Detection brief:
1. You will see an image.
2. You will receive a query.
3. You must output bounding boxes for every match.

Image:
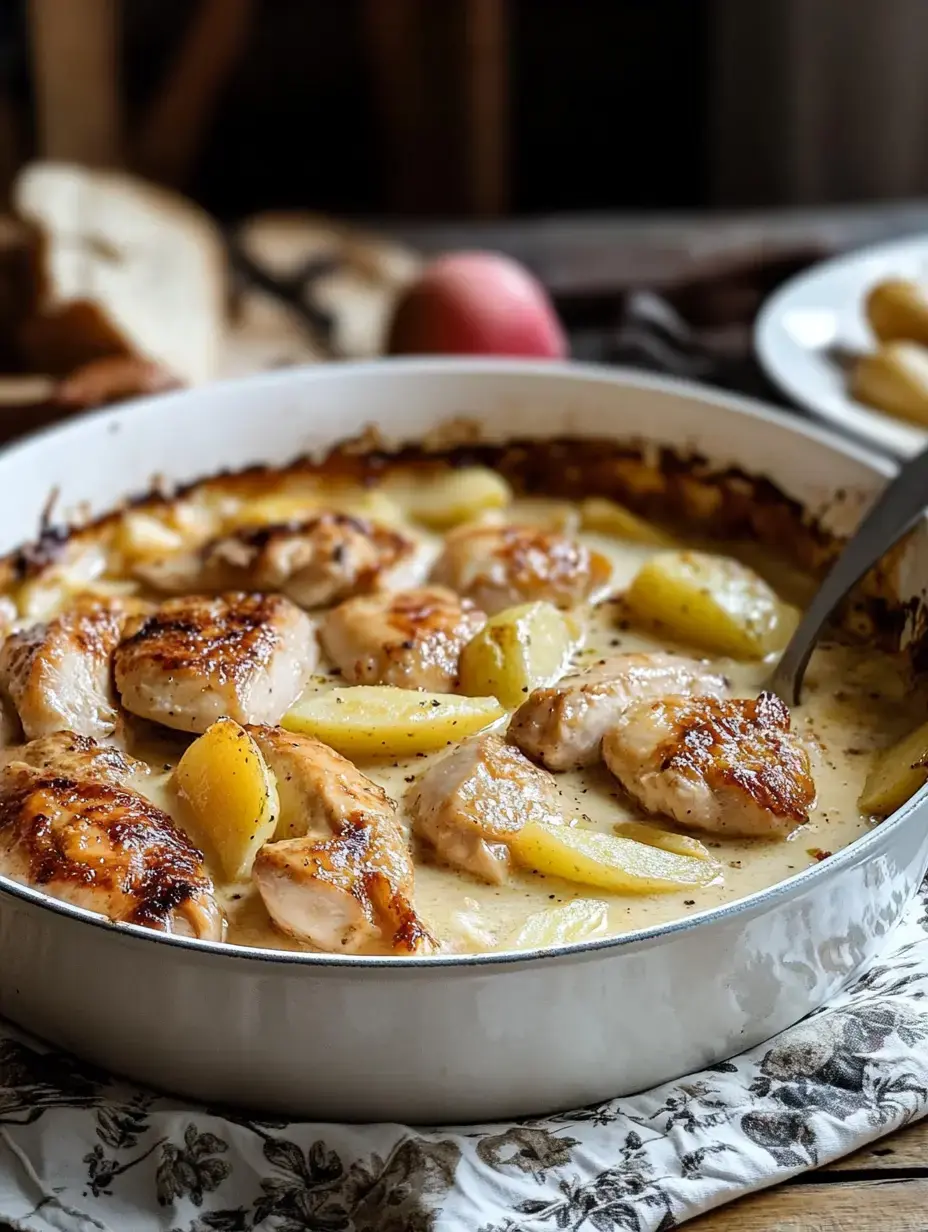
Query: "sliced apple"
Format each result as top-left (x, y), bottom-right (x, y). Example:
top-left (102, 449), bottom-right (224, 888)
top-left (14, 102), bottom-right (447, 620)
top-left (580, 497), bottom-right (675, 545)
top-left (174, 717), bottom-right (279, 880)
top-left (510, 820), bottom-right (721, 894)
top-left (282, 686), bottom-right (504, 757)
top-left (507, 899), bottom-right (609, 950)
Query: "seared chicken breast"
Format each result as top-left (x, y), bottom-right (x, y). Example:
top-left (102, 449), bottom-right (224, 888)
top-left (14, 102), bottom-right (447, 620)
top-left (253, 825), bottom-right (432, 955)
top-left (136, 512), bottom-right (421, 608)
top-left (0, 598), bottom-right (145, 741)
top-left (114, 592), bottom-right (316, 733)
top-left (509, 652), bottom-right (729, 771)
top-left (602, 691), bottom-right (816, 838)
top-left (249, 726), bottom-right (433, 954)
top-left (246, 724), bottom-right (392, 839)
top-left (408, 733), bottom-right (562, 884)
top-left (11, 730), bottom-right (150, 787)
top-left (0, 760), bottom-right (222, 937)
top-left (319, 585), bottom-right (486, 691)
top-left (430, 523), bottom-right (612, 614)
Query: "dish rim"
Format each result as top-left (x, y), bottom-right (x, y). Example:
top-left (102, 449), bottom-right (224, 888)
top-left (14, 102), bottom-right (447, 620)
top-left (754, 232), bottom-right (928, 459)
top-left (0, 356), bottom-right (909, 972)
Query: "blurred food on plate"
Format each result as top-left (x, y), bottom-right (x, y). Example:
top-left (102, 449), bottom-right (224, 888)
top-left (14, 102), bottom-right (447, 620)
top-left (848, 276), bottom-right (928, 426)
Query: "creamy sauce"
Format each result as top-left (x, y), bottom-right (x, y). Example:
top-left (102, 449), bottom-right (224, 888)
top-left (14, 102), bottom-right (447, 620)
top-left (123, 516), bottom-right (910, 957)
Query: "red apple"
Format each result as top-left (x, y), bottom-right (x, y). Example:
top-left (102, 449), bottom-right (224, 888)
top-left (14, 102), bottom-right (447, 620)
top-left (386, 251), bottom-right (568, 359)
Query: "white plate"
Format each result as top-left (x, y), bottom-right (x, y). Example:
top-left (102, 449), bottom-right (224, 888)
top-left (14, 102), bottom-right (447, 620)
top-left (755, 235), bottom-right (928, 458)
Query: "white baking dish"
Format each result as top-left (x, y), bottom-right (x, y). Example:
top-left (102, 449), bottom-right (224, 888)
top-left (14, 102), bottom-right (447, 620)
top-left (0, 359), bottom-right (923, 1124)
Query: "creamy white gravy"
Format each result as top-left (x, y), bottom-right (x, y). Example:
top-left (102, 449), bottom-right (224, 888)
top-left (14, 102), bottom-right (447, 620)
top-left (128, 517), bottom-right (910, 957)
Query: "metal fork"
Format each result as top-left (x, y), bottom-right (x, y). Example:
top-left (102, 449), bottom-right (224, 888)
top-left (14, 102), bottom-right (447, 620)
top-left (766, 445), bottom-right (928, 705)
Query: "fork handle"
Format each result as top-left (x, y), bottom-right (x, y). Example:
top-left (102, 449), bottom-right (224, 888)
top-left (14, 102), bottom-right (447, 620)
top-left (769, 444), bottom-right (928, 704)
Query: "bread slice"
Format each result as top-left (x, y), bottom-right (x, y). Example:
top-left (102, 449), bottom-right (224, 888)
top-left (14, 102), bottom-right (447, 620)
top-left (14, 161), bottom-right (226, 384)
top-left (233, 212), bottom-right (420, 359)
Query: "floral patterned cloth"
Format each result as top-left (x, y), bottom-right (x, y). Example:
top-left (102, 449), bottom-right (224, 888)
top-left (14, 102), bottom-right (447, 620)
top-left (2, 888), bottom-right (928, 1231)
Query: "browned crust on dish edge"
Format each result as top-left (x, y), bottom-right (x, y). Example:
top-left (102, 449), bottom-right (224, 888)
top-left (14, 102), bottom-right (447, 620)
top-left (0, 424), bottom-right (922, 659)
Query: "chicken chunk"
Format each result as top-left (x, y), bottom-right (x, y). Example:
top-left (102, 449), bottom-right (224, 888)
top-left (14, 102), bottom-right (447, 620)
top-left (0, 761), bottom-right (222, 938)
top-left (11, 730), bottom-right (150, 787)
top-left (430, 523), bottom-right (612, 614)
top-left (246, 724), bottom-right (393, 840)
top-left (319, 585), bottom-right (486, 691)
top-left (408, 732), bottom-right (562, 884)
top-left (253, 825), bottom-right (432, 955)
top-left (509, 652), bottom-right (728, 771)
top-left (135, 512), bottom-right (422, 608)
top-left (114, 592), bottom-right (316, 734)
top-left (248, 726), bottom-right (433, 954)
top-left (0, 598), bottom-right (145, 741)
top-left (602, 691), bottom-right (815, 838)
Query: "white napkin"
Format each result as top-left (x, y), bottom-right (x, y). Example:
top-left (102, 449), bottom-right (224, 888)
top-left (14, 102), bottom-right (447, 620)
top-left (2, 884), bottom-right (928, 1232)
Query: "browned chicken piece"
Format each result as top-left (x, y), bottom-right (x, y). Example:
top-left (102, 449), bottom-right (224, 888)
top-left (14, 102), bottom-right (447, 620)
top-left (0, 598), bottom-right (145, 741)
top-left (602, 691), bottom-right (816, 838)
top-left (319, 585), bottom-right (486, 691)
top-left (135, 512), bottom-right (422, 608)
top-left (248, 725), bottom-right (433, 954)
top-left (246, 724), bottom-right (393, 839)
top-left (509, 652), bottom-right (729, 771)
top-left (253, 826), bottom-right (432, 956)
top-left (0, 760), bottom-right (223, 938)
top-left (11, 730), bottom-right (150, 787)
top-left (408, 733), bottom-right (563, 884)
top-left (114, 592), bottom-right (317, 734)
top-left (429, 523), bottom-right (612, 614)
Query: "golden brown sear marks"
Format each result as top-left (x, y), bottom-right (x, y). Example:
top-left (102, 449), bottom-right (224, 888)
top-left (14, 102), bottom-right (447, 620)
top-left (249, 726), bottom-right (433, 954)
top-left (114, 592), bottom-right (317, 733)
top-left (136, 512), bottom-right (420, 609)
top-left (0, 761), bottom-right (222, 938)
top-left (509, 652), bottom-right (729, 771)
top-left (602, 692), bottom-right (816, 838)
top-left (319, 585), bottom-right (486, 691)
top-left (408, 733), bottom-right (562, 884)
top-left (430, 523), bottom-right (612, 614)
top-left (0, 597), bottom-right (146, 741)
top-left (253, 822), bottom-right (433, 956)
top-left (12, 730), bottom-right (150, 787)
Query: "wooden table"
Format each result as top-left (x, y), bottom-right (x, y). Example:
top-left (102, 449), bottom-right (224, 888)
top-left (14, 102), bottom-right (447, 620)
top-left (691, 1122), bottom-right (928, 1229)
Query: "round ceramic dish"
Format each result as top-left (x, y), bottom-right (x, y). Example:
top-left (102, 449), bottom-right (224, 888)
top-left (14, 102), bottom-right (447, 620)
top-left (0, 360), bottom-right (924, 1124)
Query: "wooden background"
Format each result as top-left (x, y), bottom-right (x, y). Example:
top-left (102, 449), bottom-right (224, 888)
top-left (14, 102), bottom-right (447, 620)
top-left (5, 0), bottom-right (710, 219)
